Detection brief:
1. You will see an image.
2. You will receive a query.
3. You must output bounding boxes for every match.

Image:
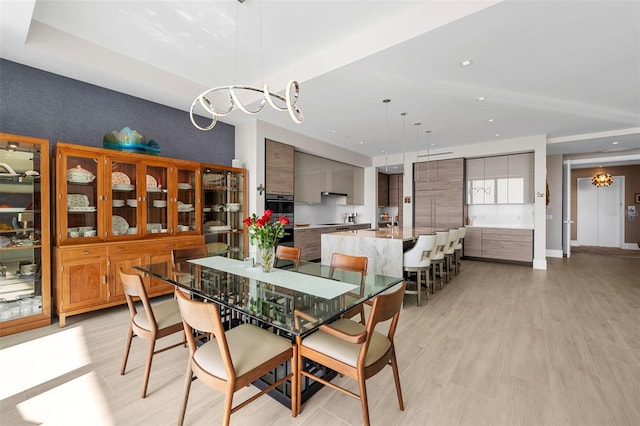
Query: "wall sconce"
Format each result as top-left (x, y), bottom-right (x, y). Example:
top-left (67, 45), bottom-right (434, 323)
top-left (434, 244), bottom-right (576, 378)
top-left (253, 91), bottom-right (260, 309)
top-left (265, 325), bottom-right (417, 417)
top-left (257, 184), bottom-right (265, 195)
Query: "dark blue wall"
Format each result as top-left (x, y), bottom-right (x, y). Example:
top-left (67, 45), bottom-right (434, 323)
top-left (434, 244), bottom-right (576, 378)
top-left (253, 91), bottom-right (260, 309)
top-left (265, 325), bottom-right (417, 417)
top-left (0, 59), bottom-right (234, 164)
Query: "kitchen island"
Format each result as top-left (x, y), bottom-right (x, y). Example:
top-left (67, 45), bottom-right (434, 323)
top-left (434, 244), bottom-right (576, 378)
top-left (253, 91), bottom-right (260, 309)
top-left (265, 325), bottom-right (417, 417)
top-left (321, 227), bottom-right (435, 277)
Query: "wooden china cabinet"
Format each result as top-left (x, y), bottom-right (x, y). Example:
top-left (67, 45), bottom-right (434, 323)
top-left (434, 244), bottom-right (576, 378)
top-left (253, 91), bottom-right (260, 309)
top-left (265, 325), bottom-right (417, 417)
top-left (53, 143), bottom-right (203, 326)
top-left (0, 133), bottom-right (51, 336)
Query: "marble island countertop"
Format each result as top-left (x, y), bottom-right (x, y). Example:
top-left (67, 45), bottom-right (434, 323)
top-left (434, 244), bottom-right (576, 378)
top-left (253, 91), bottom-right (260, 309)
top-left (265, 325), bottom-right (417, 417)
top-left (326, 226), bottom-right (441, 241)
top-left (466, 224), bottom-right (534, 229)
top-left (293, 222), bottom-right (371, 230)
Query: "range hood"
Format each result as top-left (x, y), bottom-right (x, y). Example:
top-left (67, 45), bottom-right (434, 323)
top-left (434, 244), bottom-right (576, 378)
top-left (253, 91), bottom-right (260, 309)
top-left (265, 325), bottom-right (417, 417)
top-left (321, 191), bottom-right (348, 197)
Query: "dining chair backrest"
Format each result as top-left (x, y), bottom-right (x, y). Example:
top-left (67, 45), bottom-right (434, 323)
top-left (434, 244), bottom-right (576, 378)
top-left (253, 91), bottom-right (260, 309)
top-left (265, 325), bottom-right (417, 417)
top-left (455, 227), bottom-right (466, 249)
top-left (403, 234), bottom-right (437, 268)
top-left (430, 231), bottom-right (449, 260)
top-left (121, 270), bottom-right (157, 327)
top-left (275, 245), bottom-right (301, 271)
top-left (329, 253), bottom-right (368, 284)
top-left (444, 229), bottom-right (459, 254)
top-left (172, 245), bottom-right (208, 264)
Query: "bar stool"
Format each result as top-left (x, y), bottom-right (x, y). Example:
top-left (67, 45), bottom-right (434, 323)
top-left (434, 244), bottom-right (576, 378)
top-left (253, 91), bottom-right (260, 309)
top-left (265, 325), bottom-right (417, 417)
top-left (443, 229), bottom-right (459, 282)
top-left (429, 231), bottom-right (448, 290)
top-left (454, 227), bottom-right (466, 274)
top-left (403, 234), bottom-right (436, 306)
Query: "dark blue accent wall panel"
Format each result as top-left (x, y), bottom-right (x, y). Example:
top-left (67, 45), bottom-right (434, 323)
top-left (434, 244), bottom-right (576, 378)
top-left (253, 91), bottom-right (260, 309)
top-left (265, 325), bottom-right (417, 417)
top-left (0, 59), bottom-right (234, 164)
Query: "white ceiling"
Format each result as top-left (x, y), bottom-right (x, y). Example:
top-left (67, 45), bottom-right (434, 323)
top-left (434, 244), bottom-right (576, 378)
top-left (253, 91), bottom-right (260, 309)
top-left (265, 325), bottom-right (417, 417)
top-left (1, 0), bottom-right (639, 165)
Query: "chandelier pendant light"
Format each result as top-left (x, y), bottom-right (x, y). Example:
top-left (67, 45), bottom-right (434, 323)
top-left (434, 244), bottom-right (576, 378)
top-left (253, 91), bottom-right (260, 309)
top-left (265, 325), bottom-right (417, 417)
top-left (190, 0), bottom-right (303, 131)
top-left (400, 112), bottom-right (407, 166)
top-left (425, 130), bottom-right (432, 182)
top-left (592, 172), bottom-right (613, 187)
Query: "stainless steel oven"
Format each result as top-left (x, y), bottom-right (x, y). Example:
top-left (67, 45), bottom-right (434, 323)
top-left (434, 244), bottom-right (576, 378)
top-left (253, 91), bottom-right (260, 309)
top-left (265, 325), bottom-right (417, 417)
top-left (265, 194), bottom-right (294, 247)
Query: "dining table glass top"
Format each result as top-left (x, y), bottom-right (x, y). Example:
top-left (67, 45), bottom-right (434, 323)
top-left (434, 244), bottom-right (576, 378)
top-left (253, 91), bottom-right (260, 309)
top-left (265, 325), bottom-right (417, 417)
top-left (134, 256), bottom-right (403, 336)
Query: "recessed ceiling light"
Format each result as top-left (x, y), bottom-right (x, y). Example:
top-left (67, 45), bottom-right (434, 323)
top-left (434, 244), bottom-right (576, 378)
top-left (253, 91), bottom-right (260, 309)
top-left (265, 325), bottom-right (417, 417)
top-left (612, 141), bottom-right (619, 145)
top-left (488, 118), bottom-right (495, 122)
top-left (430, 143), bottom-right (436, 146)
top-left (329, 130), bottom-right (336, 134)
top-left (359, 141), bottom-right (364, 145)
top-left (460, 59), bottom-right (473, 67)
top-left (495, 133), bottom-right (501, 137)
top-left (477, 96), bottom-right (487, 101)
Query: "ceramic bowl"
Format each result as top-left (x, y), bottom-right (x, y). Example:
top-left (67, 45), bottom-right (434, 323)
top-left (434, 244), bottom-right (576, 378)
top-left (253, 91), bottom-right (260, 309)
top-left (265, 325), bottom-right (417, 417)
top-left (225, 203), bottom-right (240, 212)
top-left (20, 263), bottom-right (38, 275)
top-left (67, 165), bottom-right (96, 183)
top-left (83, 230), bottom-right (97, 237)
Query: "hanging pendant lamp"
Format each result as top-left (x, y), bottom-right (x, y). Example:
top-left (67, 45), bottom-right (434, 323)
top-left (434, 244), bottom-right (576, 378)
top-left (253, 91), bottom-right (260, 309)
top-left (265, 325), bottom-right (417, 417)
top-left (383, 99), bottom-right (391, 172)
top-left (592, 172), bottom-right (613, 187)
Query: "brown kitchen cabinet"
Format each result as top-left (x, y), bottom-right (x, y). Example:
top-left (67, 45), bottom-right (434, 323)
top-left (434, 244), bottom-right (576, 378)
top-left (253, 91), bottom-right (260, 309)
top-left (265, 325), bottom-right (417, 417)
top-left (294, 223), bottom-right (371, 261)
top-left (0, 133), bottom-right (52, 336)
top-left (462, 227), bottom-right (532, 263)
top-left (414, 158), bottom-right (464, 229)
top-left (378, 173), bottom-right (389, 206)
top-left (265, 139), bottom-right (294, 195)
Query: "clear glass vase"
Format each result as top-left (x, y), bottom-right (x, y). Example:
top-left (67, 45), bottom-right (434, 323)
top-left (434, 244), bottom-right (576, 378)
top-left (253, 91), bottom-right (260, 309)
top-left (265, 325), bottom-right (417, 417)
top-left (259, 245), bottom-right (275, 273)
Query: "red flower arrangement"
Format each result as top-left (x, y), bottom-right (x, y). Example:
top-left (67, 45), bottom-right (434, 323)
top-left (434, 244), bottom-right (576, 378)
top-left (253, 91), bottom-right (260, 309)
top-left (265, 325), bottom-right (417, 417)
top-left (243, 209), bottom-right (289, 249)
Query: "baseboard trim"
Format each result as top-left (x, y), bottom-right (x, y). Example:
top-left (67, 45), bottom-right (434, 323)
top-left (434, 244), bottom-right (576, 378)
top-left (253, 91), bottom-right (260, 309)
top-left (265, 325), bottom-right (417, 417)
top-left (546, 249), bottom-right (563, 258)
top-left (623, 243), bottom-right (640, 250)
top-left (533, 258), bottom-right (547, 270)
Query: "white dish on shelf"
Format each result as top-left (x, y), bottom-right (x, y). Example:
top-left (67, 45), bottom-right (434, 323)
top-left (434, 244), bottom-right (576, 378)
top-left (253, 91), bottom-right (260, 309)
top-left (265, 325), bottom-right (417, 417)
top-left (67, 194), bottom-right (89, 208)
top-left (147, 186), bottom-right (162, 193)
top-left (112, 184), bottom-right (135, 191)
top-left (111, 172), bottom-right (131, 185)
top-left (177, 183), bottom-right (192, 190)
top-left (146, 223), bottom-right (162, 233)
top-left (146, 174), bottom-right (158, 187)
top-left (68, 206), bottom-right (97, 212)
top-left (126, 227), bottom-right (138, 235)
top-left (203, 207), bottom-right (211, 212)
top-left (153, 200), bottom-right (167, 208)
top-left (112, 215), bottom-right (129, 235)
top-left (112, 199), bottom-right (125, 207)
top-left (207, 225), bottom-right (231, 232)
top-left (126, 199), bottom-right (137, 207)
top-left (67, 165), bottom-right (95, 183)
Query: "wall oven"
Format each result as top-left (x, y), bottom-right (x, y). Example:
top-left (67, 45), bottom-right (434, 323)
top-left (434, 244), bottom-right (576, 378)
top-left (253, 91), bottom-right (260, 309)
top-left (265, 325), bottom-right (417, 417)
top-left (265, 194), bottom-right (294, 247)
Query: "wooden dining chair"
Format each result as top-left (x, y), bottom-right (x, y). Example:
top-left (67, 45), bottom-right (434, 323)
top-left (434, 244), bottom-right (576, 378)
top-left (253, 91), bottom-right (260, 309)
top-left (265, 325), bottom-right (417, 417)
top-left (330, 253), bottom-right (368, 323)
top-left (275, 245), bottom-right (301, 271)
top-left (295, 282), bottom-right (406, 425)
top-left (174, 289), bottom-right (297, 426)
top-left (119, 269), bottom-right (186, 398)
top-left (171, 245), bottom-right (208, 286)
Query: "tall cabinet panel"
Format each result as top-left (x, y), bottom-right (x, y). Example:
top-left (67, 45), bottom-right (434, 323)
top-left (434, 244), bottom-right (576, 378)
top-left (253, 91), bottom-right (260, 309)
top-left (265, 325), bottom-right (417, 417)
top-left (202, 164), bottom-right (247, 259)
top-left (413, 158), bottom-right (464, 229)
top-left (0, 133), bottom-right (51, 336)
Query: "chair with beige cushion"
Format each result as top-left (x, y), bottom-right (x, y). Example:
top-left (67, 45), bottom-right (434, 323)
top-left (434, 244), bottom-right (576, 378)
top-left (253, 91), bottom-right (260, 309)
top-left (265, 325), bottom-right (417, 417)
top-left (119, 269), bottom-right (186, 398)
top-left (453, 227), bottom-right (466, 274)
top-left (403, 234), bottom-right (437, 306)
top-left (175, 289), bottom-right (297, 426)
top-left (429, 231), bottom-right (448, 290)
top-left (295, 282), bottom-right (406, 425)
top-left (443, 228), bottom-right (459, 282)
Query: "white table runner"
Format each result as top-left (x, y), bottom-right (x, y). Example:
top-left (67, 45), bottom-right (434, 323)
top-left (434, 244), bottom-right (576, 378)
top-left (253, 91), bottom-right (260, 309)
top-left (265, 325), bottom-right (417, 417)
top-left (189, 257), bottom-right (359, 299)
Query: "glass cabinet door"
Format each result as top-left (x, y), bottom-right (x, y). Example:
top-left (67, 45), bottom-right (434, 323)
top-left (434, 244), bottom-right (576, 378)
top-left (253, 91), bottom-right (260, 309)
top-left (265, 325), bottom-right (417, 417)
top-left (60, 152), bottom-right (102, 243)
top-left (174, 165), bottom-right (200, 234)
top-left (202, 166), bottom-right (246, 260)
top-left (143, 163), bottom-right (169, 236)
top-left (1, 134), bottom-right (50, 331)
top-left (108, 158), bottom-right (139, 238)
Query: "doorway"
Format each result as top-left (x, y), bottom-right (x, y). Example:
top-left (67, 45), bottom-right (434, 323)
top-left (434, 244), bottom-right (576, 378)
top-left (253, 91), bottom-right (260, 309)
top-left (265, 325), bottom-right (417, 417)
top-left (576, 176), bottom-right (624, 247)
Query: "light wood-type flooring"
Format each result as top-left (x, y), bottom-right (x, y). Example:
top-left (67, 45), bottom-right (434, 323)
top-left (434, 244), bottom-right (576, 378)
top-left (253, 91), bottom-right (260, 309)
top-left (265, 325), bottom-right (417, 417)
top-left (2, 252), bottom-right (639, 425)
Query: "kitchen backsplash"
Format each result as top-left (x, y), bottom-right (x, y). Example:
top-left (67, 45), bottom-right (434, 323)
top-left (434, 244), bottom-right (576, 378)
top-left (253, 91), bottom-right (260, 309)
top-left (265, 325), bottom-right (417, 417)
top-left (295, 196), bottom-right (368, 224)
top-left (468, 204), bottom-right (534, 228)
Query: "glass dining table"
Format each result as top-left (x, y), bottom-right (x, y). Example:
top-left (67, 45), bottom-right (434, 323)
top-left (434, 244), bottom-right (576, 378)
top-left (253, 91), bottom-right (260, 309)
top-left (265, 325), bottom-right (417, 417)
top-left (134, 255), bottom-right (403, 406)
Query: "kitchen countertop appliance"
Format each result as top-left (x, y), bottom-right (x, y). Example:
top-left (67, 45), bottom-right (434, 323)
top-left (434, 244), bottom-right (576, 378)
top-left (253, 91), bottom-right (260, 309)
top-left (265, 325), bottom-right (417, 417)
top-left (265, 194), bottom-right (294, 247)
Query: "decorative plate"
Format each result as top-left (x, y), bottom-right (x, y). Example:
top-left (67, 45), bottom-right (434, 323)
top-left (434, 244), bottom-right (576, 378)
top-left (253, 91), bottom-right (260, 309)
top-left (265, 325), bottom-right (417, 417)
top-left (177, 183), bottom-right (192, 190)
top-left (112, 184), bottom-right (135, 191)
top-left (68, 206), bottom-right (97, 212)
top-left (146, 174), bottom-right (158, 187)
top-left (67, 194), bottom-right (90, 208)
top-left (111, 172), bottom-right (131, 185)
top-left (112, 215), bottom-right (129, 235)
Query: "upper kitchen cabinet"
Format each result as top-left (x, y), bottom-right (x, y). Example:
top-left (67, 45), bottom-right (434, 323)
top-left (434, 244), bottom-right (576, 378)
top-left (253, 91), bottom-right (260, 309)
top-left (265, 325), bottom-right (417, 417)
top-left (265, 139), bottom-right (294, 195)
top-left (465, 153), bottom-right (533, 204)
top-left (295, 152), bottom-right (363, 205)
top-left (0, 133), bottom-right (51, 336)
top-left (414, 158), bottom-right (464, 182)
top-left (377, 173), bottom-right (389, 207)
